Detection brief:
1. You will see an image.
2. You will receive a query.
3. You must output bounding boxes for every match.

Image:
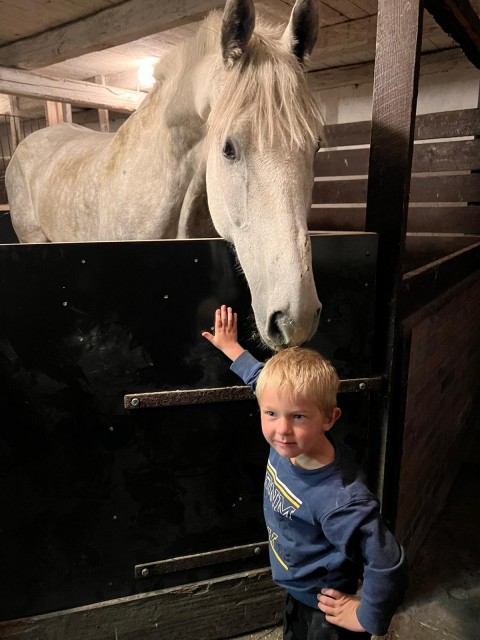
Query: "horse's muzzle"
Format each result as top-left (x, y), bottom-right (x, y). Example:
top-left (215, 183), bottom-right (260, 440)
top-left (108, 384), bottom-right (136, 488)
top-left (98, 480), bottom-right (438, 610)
top-left (267, 306), bottom-right (321, 348)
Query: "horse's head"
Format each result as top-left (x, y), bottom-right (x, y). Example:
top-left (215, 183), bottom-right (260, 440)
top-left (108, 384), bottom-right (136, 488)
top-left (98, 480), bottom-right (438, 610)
top-left (205, 0), bottom-right (322, 350)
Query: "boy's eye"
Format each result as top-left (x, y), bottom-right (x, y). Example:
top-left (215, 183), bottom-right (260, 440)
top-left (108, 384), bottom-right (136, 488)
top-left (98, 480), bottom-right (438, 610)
top-left (265, 410), bottom-right (275, 417)
top-left (294, 414), bottom-right (305, 420)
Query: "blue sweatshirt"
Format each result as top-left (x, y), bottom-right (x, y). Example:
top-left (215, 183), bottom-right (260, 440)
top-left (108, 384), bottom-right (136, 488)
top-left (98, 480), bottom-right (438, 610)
top-left (231, 350), bottom-right (408, 637)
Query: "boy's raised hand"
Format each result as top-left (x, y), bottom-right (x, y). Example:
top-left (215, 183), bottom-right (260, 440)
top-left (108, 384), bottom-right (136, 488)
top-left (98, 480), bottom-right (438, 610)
top-left (202, 305), bottom-right (245, 362)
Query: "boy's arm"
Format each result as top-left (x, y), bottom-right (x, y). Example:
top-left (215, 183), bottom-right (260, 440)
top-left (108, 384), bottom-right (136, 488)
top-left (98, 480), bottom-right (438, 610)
top-left (318, 501), bottom-right (408, 636)
top-left (202, 305), bottom-right (245, 361)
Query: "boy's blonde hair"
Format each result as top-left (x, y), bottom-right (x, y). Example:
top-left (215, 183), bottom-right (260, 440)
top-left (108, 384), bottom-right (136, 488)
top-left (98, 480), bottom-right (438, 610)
top-left (256, 347), bottom-right (339, 413)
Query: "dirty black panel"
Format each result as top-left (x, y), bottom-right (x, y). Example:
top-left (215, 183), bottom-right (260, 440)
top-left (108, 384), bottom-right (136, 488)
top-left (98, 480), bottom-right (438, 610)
top-left (0, 212), bottom-right (18, 244)
top-left (0, 235), bottom-right (376, 619)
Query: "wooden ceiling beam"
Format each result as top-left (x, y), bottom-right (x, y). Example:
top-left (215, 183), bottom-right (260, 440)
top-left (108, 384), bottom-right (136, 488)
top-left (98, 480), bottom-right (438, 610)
top-left (425, 0), bottom-right (480, 68)
top-left (0, 0), bottom-right (224, 70)
top-left (307, 47), bottom-right (474, 91)
top-left (0, 67), bottom-right (145, 112)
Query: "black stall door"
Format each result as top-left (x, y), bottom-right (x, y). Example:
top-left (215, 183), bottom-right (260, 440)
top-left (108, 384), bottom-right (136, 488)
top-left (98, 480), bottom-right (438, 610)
top-left (0, 234), bottom-right (376, 620)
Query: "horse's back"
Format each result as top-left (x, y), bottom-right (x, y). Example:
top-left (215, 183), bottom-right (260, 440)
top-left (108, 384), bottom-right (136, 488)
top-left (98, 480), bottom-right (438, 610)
top-left (11, 123), bottom-right (111, 164)
top-left (6, 123), bottom-right (112, 242)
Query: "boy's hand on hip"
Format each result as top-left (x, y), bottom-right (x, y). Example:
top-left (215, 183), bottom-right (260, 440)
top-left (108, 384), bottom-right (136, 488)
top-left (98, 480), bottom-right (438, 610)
top-left (317, 589), bottom-right (366, 633)
top-left (202, 305), bottom-right (245, 362)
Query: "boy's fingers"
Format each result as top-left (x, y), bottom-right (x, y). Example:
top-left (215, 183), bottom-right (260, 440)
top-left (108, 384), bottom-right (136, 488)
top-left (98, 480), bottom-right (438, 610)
top-left (317, 600), bottom-right (336, 616)
top-left (201, 331), bottom-right (214, 342)
top-left (319, 588), bottom-right (341, 599)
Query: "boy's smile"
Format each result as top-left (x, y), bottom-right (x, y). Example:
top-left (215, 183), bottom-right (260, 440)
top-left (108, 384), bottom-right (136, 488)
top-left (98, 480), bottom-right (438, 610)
top-left (259, 384), bottom-right (341, 468)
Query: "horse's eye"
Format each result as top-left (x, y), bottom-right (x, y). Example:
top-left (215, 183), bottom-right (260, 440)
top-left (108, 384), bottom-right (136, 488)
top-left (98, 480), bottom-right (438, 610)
top-left (222, 139), bottom-right (236, 161)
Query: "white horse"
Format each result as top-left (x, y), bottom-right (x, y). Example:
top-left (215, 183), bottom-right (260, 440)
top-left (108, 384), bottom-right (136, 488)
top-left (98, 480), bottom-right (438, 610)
top-left (6, 0), bottom-right (323, 349)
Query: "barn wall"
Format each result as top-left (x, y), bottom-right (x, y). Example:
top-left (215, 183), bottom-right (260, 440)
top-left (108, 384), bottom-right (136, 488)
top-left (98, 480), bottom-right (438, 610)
top-left (315, 66), bottom-right (479, 124)
top-left (395, 274), bottom-right (480, 559)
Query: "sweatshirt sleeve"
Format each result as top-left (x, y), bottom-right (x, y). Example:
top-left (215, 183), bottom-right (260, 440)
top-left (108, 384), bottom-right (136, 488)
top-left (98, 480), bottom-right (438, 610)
top-left (230, 350), bottom-right (264, 391)
top-left (322, 499), bottom-right (409, 636)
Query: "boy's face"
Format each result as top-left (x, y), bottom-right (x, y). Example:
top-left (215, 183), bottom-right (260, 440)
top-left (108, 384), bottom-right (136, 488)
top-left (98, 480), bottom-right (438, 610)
top-left (258, 383), bottom-right (340, 464)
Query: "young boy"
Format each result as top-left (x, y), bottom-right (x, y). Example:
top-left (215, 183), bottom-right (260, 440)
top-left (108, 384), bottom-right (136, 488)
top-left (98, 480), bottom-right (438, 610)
top-left (202, 306), bottom-right (408, 639)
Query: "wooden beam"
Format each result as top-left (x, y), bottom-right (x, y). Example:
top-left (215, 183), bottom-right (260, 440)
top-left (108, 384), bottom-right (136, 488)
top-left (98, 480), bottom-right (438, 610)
top-left (0, 67), bottom-right (144, 112)
top-left (0, 568), bottom-right (284, 640)
top-left (8, 96), bottom-right (22, 149)
top-left (0, 0), bottom-right (224, 70)
top-left (307, 46), bottom-right (474, 91)
top-left (364, 0), bottom-right (424, 517)
top-left (95, 76), bottom-right (110, 133)
top-left (44, 100), bottom-right (65, 126)
top-left (425, 0), bottom-right (480, 68)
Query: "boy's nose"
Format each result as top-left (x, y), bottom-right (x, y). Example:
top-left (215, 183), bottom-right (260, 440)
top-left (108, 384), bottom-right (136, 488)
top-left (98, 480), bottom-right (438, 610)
top-left (277, 418), bottom-right (292, 435)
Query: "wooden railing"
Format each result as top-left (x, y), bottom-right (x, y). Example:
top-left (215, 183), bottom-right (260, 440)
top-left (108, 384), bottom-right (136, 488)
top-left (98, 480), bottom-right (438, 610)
top-left (310, 108), bottom-right (480, 237)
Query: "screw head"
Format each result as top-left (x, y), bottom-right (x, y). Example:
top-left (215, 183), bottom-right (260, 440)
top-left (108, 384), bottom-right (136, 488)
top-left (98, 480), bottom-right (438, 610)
top-left (141, 568), bottom-right (150, 577)
top-left (131, 398), bottom-right (140, 407)
top-left (358, 382), bottom-right (366, 391)
top-left (254, 546), bottom-right (262, 555)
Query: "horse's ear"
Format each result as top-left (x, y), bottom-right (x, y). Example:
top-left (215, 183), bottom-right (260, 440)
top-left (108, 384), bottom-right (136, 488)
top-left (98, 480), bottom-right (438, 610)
top-left (282, 0), bottom-right (319, 64)
top-left (221, 0), bottom-right (255, 66)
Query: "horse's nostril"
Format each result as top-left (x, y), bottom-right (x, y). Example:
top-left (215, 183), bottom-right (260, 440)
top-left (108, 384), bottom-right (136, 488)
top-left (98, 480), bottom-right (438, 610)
top-left (268, 311), bottom-right (294, 346)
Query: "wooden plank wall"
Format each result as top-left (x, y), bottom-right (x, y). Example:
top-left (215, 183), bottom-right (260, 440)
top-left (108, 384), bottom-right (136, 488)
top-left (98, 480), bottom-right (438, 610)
top-left (310, 108), bottom-right (480, 236)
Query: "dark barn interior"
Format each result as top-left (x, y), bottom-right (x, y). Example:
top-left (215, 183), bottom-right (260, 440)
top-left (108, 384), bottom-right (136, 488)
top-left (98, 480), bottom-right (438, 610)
top-left (0, 0), bottom-right (479, 638)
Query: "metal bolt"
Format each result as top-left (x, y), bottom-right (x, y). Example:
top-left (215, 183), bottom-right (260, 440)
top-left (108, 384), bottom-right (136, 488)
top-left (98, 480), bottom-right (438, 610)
top-left (364, 282), bottom-right (369, 288)
top-left (131, 398), bottom-right (140, 407)
top-left (254, 547), bottom-right (262, 555)
top-left (358, 382), bottom-right (366, 391)
top-left (141, 568), bottom-right (150, 577)
top-left (365, 251), bottom-right (371, 257)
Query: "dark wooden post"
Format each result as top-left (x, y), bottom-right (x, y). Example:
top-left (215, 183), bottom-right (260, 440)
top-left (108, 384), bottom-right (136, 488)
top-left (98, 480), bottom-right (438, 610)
top-left (364, 0), bottom-right (424, 524)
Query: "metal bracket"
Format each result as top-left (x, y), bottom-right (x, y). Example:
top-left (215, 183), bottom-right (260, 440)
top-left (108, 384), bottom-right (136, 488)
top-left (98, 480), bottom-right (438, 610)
top-left (135, 541), bottom-right (269, 579)
top-left (124, 377), bottom-right (384, 409)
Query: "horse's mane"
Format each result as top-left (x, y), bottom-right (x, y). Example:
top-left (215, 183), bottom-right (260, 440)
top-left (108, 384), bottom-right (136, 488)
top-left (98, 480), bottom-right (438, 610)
top-left (154, 12), bottom-right (323, 151)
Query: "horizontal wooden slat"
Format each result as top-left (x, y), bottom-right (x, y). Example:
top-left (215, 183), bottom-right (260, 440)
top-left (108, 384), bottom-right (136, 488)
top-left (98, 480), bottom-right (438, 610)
top-left (309, 206), bottom-right (480, 234)
top-left (316, 139), bottom-right (480, 176)
top-left (316, 148), bottom-right (369, 176)
top-left (309, 208), bottom-right (365, 231)
top-left (313, 179), bottom-right (368, 204)
top-left (0, 568), bottom-right (284, 640)
top-left (411, 139), bottom-right (480, 173)
top-left (414, 108), bottom-right (480, 140)
top-left (323, 108), bottom-right (480, 147)
top-left (410, 174), bottom-right (480, 202)
top-left (323, 121), bottom-right (371, 147)
top-left (401, 239), bottom-right (480, 317)
top-left (0, 66), bottom-right (144, 112)
top-left (407, 206), bottom-right (480, 234)
top-left (313, 174), bottom-right (480, 204)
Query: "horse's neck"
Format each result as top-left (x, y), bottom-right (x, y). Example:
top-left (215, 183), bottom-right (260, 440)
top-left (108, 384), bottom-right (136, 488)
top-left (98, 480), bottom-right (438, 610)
top-left (92, 26), bottom-right (219, 237)
top-left (111, 44), bottom-right (218, 165)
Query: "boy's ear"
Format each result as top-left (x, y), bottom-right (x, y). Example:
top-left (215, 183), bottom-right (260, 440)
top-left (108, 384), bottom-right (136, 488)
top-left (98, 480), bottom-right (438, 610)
top-left (323, 407), bottom-right (341, 431)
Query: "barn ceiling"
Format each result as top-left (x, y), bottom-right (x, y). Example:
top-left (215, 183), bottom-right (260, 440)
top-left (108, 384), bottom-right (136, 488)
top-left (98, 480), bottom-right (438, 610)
top-left (0, 0), bottom-right (478, 116)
